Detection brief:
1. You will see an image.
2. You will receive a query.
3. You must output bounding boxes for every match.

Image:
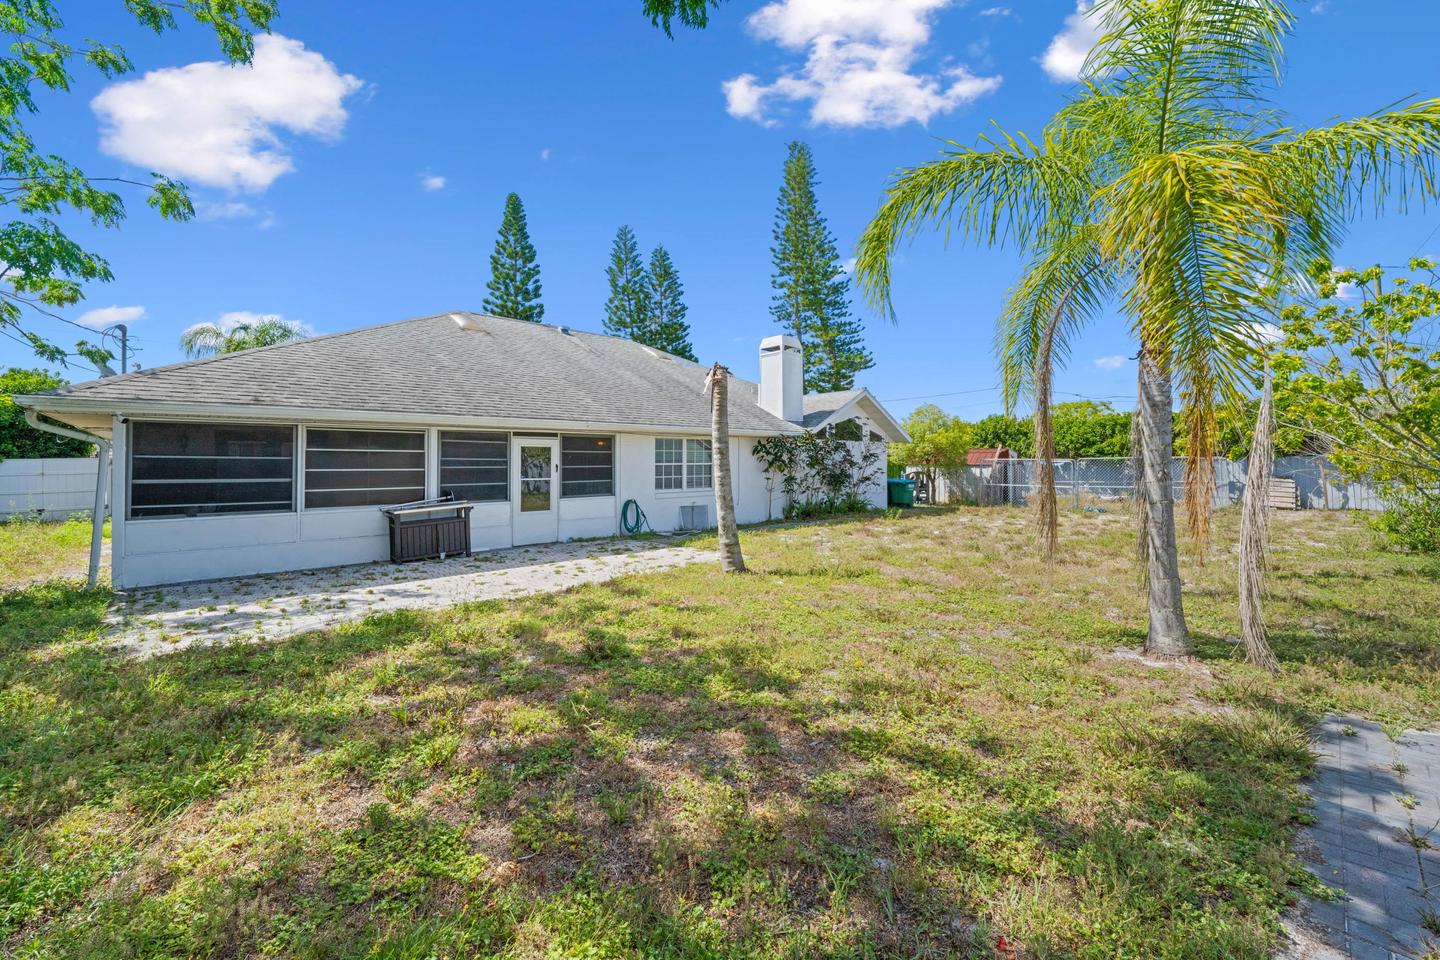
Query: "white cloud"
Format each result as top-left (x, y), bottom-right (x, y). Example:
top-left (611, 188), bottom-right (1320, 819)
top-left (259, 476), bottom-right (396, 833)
top-left (540, 148), bottom-right (551, 161)
top-left (723, 0), bottom-right (1001, 128)
top-left (842, 256), bottom-right (858, 274)
top-left (1093, 354), bottom-right (1128, 370)
top-left (1245, 321), bottom-right (1284, 345)
top-left (979, 6), bottom-right (1012, 16)
top-left (75, 305), bottom-right (146, 329)
top-left (92, 34), bottom-right (364, 193)
top-left (419, 173), bottom-right (447, 191)
top-left (1041, 1), bottom-right (1101, 82)
top-left (1334, 280), bottom-right (1361, 301)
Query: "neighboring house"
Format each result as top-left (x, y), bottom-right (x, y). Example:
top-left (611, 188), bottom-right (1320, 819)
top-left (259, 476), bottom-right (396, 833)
top-left (16, 316), bottom-right (906, 588)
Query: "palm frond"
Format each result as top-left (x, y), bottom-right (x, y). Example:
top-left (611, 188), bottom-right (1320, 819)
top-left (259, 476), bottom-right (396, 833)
top-left (1270, 99), bottom-right (1440, 220)
top-left (995, 225), bottom-right (1114, 411)
top-left (855, 130), bottom-right (1091, 319)
top-left (1088, 0), bottom-right (1295, 130)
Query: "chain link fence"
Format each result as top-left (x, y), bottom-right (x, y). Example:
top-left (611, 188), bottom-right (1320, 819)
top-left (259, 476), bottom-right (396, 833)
top-left (929, 455), bottom-right (1386, 512)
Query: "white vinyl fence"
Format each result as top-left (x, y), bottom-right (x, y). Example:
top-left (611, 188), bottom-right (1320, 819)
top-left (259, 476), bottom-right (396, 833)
top-left (0, 457), bottom-right (102, 520)
top-left (935, 456), bottom-right (1387, 512)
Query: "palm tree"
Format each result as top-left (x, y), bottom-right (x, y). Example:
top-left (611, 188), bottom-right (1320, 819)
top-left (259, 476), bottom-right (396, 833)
top-left (705, 362), bottom-right (746, 573)
top-left (856, 0), bottom-right (1440, 657)
top-left (180, 316), bottom-right (306, 358)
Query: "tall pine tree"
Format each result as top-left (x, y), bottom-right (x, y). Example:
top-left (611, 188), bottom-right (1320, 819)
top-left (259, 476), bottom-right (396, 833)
top-left (770, 142), bottom-right (873, 392)
top-left (603, 225), bottom-right (652, 340)
top-left (645, 245), bottom-right (696, 360)
top-left (482, 193), bottom-right (544, 322)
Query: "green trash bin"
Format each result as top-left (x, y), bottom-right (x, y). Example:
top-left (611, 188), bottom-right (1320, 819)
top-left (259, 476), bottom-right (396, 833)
top-left (887, 478), bottom-right (916, 507)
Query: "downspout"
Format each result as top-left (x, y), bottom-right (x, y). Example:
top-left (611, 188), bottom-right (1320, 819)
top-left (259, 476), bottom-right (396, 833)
top-left (23, 409), bottom-right (110, 588)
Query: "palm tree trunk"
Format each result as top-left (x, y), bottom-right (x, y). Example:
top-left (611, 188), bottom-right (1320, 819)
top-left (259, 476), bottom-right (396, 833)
top-left (707, 363), bottom-right (746, 573)
top-left (1239, 368), bottom-right (1280, 672)
top-left (1137, 347), bottom-right (1193, 656)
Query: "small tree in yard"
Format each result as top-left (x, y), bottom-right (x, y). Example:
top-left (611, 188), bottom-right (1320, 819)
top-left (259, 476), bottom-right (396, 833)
top-left (706, 363), bottom-right (745, 573)
top-left (1275, 259), bottom-right (1440, 551)
top-left (893, 404), bottom-right (971, 501)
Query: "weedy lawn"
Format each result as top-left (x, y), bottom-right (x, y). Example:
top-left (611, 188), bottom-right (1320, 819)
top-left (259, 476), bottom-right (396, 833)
top-left (0, 517), bottom-right (106, 589)
top-left (2, 507), bottom-right (1436, 958)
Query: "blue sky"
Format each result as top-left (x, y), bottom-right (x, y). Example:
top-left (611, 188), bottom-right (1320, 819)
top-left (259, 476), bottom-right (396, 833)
top-left (6, 0), bottom-right (1439, 422)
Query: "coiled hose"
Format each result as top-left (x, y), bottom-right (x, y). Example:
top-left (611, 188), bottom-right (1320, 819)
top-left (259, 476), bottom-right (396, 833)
top-left (620, 498), bottom-right (652, 535)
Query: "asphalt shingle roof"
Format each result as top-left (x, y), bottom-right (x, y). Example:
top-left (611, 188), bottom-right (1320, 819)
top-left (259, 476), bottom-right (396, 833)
top-left (38, 313), bottom-right (802, 435)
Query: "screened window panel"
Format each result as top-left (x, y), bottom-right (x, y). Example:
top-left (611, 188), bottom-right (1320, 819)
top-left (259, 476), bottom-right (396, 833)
top-left (305, 429), bottom-right (425, 508)
top-left (655, 438), bottom-right (683, 491)
top-left (129, 421), bottom-right (295, 518)
top-left (685, 439), bottom-right (713, 490)
top-left (560, 436), bottom-right (614, 498)
top-left (440, 431), bottom-right (508, 502)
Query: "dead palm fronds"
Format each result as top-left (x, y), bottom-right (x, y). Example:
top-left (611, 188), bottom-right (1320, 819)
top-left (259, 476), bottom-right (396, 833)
top-left (1239, 368), bottom-right (1281, 672)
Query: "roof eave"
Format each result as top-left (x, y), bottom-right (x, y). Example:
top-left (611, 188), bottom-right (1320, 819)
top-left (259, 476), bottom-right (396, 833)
top-left (10, 394), bottom-right (806, 438)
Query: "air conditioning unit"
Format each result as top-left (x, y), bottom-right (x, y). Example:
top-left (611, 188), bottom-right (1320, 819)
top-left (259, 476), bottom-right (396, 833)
top-left (678, 504), bottom-right (709, 530)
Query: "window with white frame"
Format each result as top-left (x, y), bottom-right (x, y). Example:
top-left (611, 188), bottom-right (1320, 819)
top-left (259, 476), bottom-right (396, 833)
top-left (655, 437), bottom-right (712, 490)
top-left (685, 439), bottom-right (713, 489)
top-left (304, 428), bottom-right (425, 508)
top-left (654, 437), bottom-right (684, 490)
top-left (129, 421), bottom-right (295, 519)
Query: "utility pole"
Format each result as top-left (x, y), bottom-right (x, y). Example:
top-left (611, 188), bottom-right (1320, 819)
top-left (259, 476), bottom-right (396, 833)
top-left (102, 323), bottom-right (129, 373)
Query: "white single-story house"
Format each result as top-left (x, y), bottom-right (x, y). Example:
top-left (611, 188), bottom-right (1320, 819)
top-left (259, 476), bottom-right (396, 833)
top-left (16, 313), bottom-right (907, 588)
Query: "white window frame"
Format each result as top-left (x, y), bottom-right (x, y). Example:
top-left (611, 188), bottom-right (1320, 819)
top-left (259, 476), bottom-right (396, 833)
top-left (655, 437), bottom-right (712, 491)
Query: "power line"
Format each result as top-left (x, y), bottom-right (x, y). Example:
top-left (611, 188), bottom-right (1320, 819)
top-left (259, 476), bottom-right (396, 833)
top-left (881, 385), bottom-right (1002, 403)
top-left (1410, 219), bottom-right (1440, 260)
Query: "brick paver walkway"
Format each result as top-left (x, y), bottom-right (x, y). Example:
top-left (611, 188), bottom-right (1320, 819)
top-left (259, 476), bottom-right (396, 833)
top-left (1288, 717), bottom-right (1440, 960)
top-left (105, 538), bottom-right (709, 659)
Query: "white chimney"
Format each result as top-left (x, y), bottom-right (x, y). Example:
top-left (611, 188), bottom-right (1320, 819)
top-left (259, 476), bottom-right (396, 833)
top-left (758, 334), bottom-right (804, 423)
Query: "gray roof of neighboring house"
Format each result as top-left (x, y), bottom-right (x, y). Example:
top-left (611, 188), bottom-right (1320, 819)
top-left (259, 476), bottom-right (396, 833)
top-left (801, 390), bottom-right (864, 431)
top-left (23, 312), bottom-right (805, 435)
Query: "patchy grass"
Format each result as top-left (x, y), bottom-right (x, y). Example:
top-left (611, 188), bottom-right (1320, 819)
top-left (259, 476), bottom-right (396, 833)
top-left (0, 516), bottom-right (107, 589)
top-left (1, 507), bottom-right (1436, 958)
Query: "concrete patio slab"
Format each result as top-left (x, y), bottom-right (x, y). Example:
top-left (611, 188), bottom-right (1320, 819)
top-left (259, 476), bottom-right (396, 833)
top-left (105, 537), bottom-right (710, 658)
top-left (1285, 716), bottom-right (1440, 960)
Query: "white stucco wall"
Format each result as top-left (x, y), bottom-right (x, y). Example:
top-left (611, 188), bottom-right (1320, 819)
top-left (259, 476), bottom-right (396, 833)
top-left (110, 419), bottom-right (786, 589)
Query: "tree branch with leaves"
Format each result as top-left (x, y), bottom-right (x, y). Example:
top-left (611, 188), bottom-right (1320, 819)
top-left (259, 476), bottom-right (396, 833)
top-left (0, 0), bottom-right (276, 369)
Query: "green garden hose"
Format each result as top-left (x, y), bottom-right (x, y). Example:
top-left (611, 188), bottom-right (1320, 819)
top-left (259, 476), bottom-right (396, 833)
top-left (620, 499), bottom-right (652, 535)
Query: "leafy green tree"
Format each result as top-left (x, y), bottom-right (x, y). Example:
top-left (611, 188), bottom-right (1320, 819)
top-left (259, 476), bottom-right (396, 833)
top-left (857, 0), bottom-right (1440, 656)
top-left (892, 404), bottom-right (972, 493)
top-left (1273, 258), bottom-right (1440, 549)
top-left (1052, 401), bottom-right (1131, 458)
top-left (180, 316), bottom-right (306, 359)
top-left (645, 246), bottom-right (696, 360)
top-left (604, 226), bottom-right (653, 342)
top-left (1, 368), bottom-right (91, 459)
top-left (770, 142), bottom-right (873, 393)
top-left (482, 193), bottom-right (545, 322)
top-left (970, 414), bottom-right (1034, 456)
top-left (0, 1), bottom-right (275, 369)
